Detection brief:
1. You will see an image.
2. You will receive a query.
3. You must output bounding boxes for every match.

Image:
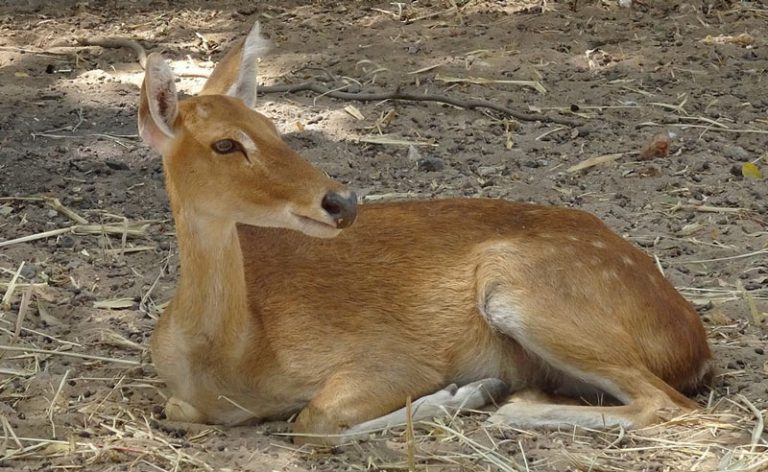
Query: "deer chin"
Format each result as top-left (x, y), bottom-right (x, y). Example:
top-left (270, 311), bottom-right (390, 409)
top-left (290, 212), bottom-right (342, 238)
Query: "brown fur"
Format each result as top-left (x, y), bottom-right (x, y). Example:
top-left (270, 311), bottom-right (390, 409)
top-left (199, 38), bottom-right (244, 96)
top-left (139, 26), bottom-right (713, 446)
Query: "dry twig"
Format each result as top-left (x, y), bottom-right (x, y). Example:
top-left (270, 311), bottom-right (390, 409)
top-left (76, 34), bottom-right (579, 126)
top-left (0, 345), bottom-right (141, 366)
top-left (76, 37), bottom-right (147, 68)
top-left (258, 81), bottom-right (580, 126)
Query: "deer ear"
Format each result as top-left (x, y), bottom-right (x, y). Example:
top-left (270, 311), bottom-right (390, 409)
top-left (138, 53), bottom-right (178, 153)
top-left (229, 22), bottom-right (270, 108)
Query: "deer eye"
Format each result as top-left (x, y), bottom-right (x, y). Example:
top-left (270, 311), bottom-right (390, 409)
top-left (212, 139), bottom-right (240, 154)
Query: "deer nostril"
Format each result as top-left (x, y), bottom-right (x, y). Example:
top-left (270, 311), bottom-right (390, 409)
top-left (322, 194), bottom-right (343, 217)
top-left (321, 191), bottom-right (357, 229)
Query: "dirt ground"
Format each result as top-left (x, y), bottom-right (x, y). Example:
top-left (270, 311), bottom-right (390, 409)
top-left (1, 0), bottom-right (767, 470)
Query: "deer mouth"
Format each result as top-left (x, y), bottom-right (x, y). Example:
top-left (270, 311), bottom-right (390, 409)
top-left (291, 212), bottom-right (341, 237)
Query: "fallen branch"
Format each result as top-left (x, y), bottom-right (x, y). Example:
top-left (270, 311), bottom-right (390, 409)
top-left (0, 222), bottom-right (152, 249)
top-left (79, 36), bottom-right (580, 127)
top-left (258, 81), bottom-right (580, 126)
top-left (75, 38), bottom-right (207, 78)
top-left (0, 196), bottom-right (88, 224)
top-left (566, 153), bottom-right (623, 173)
top-left (76, 37), bottom-right (147, 68)
top-left (0, 344), bottom-right (141, 366)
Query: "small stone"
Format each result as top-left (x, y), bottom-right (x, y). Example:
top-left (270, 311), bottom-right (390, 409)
top-left (20, 263), bottom-right (37, 279)
top-left (477, 165), bottom-right (504, 177)
top-left (406, 145), bottom-right (421, 162)
top-left (57, 235), bottom-right (75, 249)
top-left (417, 157), bottom-right (444, 172)
top-left (722, 145), bottom-right (750, 161)
top-left (105, 160), bottom-right (129, 170)
top-left (522, 160), bottom-right (541, 168)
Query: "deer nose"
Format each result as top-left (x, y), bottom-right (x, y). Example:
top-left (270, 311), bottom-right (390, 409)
top-left (321, 191), bottom-right (357, 229)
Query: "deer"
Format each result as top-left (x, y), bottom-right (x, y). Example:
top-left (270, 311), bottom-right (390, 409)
top-left (138, 23), bottom-right (713, 446)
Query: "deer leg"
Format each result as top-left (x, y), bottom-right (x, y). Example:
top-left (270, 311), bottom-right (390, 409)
top-left (292, 376), bottom-right (507, 446)
top-left (479, 290), bottom-right (695, 429)
top-left (485, 368), bottom-right (691, 430)
top-left (164, 396), bottom-right (207, 423)
top-left (342, 378), bottom-right (508, 441)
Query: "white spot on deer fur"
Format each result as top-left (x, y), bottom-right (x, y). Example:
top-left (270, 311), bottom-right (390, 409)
top-left (195, 104), bottom-right (209, 119)
top-left (621, 255), bottom-right (634, 266)
top-left (567, 235), bottom-right (579, 241)
top-left (591, 240), bottom-right (606, 249)
top-left (237, 130), bottom-right (257, 154)
top-left (481, 293), bottom-right (526, 335)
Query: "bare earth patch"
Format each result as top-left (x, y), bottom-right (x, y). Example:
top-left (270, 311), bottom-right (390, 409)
top-left (0, 0), bottom-right (766, 470)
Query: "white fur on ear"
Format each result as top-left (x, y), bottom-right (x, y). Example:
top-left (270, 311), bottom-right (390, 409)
top-left (230, 22), bottom-right (271, 108)
top-left (144, 54), bottom-right (178, 138)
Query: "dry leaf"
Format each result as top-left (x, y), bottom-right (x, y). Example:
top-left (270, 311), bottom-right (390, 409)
top-left (566, 153), bottom-right (623, 173)
top-left (295, 121), bottom-right (305, 132)
top-left (14, 71), bottom-right (29, 78)
top-left (407, 63), bottom-right (442, 75)
top-left (359, 135), bottom-right (438, 147)
top-left (636, 166), bottom-right (660, 178)
top-left (435, 74), bottom-right (547, 94)
top-left (43, 443), bottom-right (71, 455)
top-left (344, 105), bottom-right (365, 121)
top-left (93, 298), bottom-right (135, 310)
top-left (709, 308), bottom-right (731, 326)
top-left (678, 222), bottom-right (703, 236)
top-left (639, 132), bottom-right (671, 160)
top-left (505, 134), bottom-right (514, 150)
top-left (99, 330), bottom-right (144, 351)
top-left (701, 33), bottom-right (754, 46)
top-left (37, 299), bottom-right (64, 326)
top-left (738, 280), bottom-right (763, 325)
top-left (741, 162), bottom-right (763, 180)
top-left (406, 145), bottom-right (422, 162)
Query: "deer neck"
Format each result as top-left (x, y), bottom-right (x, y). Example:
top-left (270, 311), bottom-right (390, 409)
top-left (171, 206), bottom-right (252, 344)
